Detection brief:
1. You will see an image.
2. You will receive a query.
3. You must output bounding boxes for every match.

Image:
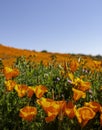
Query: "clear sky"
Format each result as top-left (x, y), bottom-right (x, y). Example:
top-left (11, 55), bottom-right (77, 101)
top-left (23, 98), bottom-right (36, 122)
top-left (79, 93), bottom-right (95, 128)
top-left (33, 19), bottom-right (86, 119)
top-left (0, 0), bottom-right (102, 55)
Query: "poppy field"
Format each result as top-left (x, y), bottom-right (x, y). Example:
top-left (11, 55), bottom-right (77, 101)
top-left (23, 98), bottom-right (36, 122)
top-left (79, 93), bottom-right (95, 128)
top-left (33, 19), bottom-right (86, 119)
top-left (0, 45), bottom-right (102, 130)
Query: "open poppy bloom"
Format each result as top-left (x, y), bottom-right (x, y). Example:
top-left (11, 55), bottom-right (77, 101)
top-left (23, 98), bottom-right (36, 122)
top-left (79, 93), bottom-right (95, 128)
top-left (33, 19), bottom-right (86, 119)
top-left (37, 97), bottom-right (66, 122)
top-left (84, 101), bottom-right (101, 112)
top-left (19, 106), bottom-right (37, 121)
top-left (4, 67), bottom-right (19, 80)
top-left (64, 101), bottom-right (75, 118)
top-left (68, 73), bottom-right (91, 92)
top-left (74, 106), bottom-right (96, 127)
top-left (4, 80), bottom-right (16, 91)
top-left (73, 78), bottom-right (91, 91)
top-left (72, 88), bottom-right (86, 101)
top-left (85, 102), bottom-right (102, 126)
top-left (33, 85), bottom-right (48, 98)
top-left (14, 84), bottom-right (28, 97)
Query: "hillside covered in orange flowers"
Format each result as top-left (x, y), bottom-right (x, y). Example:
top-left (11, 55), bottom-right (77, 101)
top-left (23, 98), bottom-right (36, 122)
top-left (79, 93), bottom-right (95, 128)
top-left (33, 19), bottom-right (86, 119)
top-left (0, 44), bottom-right (102, 72)
top-left (0, 44), bottom-right (74, 66)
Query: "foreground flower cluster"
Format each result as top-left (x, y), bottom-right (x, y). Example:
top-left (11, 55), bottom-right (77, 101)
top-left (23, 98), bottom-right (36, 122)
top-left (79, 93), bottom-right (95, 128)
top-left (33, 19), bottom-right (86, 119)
top-left (3, 65), bottom-right (102, 129)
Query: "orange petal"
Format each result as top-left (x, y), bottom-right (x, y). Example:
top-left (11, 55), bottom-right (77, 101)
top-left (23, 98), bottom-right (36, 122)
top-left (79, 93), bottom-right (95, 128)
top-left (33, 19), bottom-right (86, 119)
top-left (5, 80), bottom-right (16, 91)
top-left (45, 115), bottom-right (56, 123)
top-left (65, 101), bottom-right (75, 118)
top-left (72, 88), bottom-right (86, 101)
top-left (27, 87), bottom-right (35, 98)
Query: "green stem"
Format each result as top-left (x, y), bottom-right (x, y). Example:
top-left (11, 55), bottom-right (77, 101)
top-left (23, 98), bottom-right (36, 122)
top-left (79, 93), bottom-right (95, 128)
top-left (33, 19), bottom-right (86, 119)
top-left (58, 120), bottom-right (62, 130)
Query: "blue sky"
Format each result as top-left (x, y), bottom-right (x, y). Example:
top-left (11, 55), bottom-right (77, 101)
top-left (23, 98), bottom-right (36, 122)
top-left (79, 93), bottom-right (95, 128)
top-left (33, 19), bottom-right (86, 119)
top-left (0, 0), bottom-right (102, 55)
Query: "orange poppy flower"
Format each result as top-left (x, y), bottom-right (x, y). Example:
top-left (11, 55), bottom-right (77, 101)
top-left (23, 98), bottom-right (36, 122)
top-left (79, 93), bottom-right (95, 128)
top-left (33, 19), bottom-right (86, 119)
top-left (74, 78), bottom-right (91, 91)
top-left (4, 80), bottom-right (16, 91)
top-left (64, 101), bottom-right (75, 118)
top-left (34, 85), bottom-right (48, 98)
top-left (37, 97), bottom-right (66, 122)
top-left (85, 102), bottom-right (102, 126)
top-left (74, 106), bottom-right (96, 127)
top-left (14, 84), bottom-right (28, 97)
top-left (84, 101), bottom-right (101, 112)
top-left (68, 73), bottom-right (91, 91)
top-left (99, 106), bottom-right (102, 126)
top-left (27, 86), bottom-right (35, 98)
top-left (4, 67), bottom-right (19, 80)
top-left (19, 106), bottom-right (37, 121)
top-left (72, 88), bottom-right (86, 101)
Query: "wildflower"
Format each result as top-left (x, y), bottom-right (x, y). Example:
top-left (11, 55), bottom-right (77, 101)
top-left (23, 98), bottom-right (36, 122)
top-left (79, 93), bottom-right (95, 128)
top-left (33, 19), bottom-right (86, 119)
top-left (73, 78), bottom-right (91, 91)
top-left (37, 97), bottom-right (66, 122)
top-left (4, 80), bottom-right (16, 91)
top-left (85, 102), bottom-right (102, 126)
top-left (4, 67), bottom-right (19, 80)
top-left (68, 73), bottom-right (91, 91)
top-left (14, 84), bottom-right (28, 97)
top-left (74, 106), bottom-right (96, 127)
top-left (84, 101), bottom-right (101, 112)
top-left (19, 106), bottom-right (37, 121)
top-left (72, 88), bottom-right (86, 101)
top-left (34, 85), bottom-right (48, 98)
top-left (27, 86), bottom-right (35, 98)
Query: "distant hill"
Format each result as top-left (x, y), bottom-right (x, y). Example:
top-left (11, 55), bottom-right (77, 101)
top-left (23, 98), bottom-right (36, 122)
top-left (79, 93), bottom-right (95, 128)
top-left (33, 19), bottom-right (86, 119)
top-left (0, 43), bottom-right (102, 67)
